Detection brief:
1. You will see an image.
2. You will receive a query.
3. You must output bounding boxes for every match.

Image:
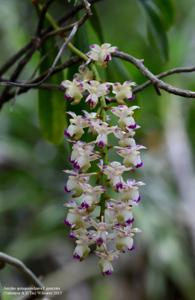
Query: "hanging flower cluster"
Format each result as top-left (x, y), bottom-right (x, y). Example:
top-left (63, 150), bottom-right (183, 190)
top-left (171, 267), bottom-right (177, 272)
top-left (62, 43), bottom-right (145, 275)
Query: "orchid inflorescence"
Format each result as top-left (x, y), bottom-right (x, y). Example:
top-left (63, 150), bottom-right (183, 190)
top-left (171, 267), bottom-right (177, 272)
top-left (62, 43), bottom-right (145, 275)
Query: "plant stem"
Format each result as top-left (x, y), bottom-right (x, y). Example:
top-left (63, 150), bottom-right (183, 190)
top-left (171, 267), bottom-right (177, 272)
top-left (68, 42), bottom-right (88, 61)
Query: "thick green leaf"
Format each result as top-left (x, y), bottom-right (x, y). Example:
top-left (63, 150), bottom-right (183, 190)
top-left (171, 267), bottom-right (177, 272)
top-left (89, 6), bottom-right (104, 43)
top-left (138, 0), bottom-right (169, 61)
top-left (38, 38), bottom-right (65, 144)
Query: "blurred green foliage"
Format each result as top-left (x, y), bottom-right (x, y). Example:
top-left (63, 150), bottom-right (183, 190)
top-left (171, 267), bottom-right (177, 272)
top-left (38, 27), bottom-right (66, 144)
top-left (0, 0), bottom-right (195, 299)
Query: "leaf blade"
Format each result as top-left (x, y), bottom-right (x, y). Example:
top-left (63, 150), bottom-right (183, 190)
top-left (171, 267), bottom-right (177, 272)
top-left (38, 38), bottom-right (65, 144)
top-left (138, 0), bottom-right (169, 61)
top-left (89, 6), bottom-right (104, 43)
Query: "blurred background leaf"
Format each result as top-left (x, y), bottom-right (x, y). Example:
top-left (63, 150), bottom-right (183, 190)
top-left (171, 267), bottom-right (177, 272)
top-left (137, 0), bottom-right (173, 60)
top-left (89, 6), bottom-right (104, 43)
top-left (38, 34), bottom-right (65, 144)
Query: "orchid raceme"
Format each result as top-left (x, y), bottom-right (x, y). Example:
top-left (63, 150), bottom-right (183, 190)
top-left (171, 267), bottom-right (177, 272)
top-left (62, 44), bottom-right (145, 275)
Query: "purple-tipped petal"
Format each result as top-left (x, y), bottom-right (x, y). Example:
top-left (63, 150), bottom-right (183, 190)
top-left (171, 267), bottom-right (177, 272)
top-left (69, 232), bottom-right (76, 239)
top-left (127, 94), bottom-right (135, 101)
top-left (97, 141), bottom-right (105, 148)
top-left (128, 123), bottom-right (137, 129)
top-left (73, 253), bottom-right (81, 260)
top-left (134, 195), bottom-right (141, 203)
top-left (73, 161), bottom-right (80, 170)
top-left (104, 54), bottom-right (111, 62)
top-left (136, 162), bottom-right (143, 168)
top-left (126, 217), bottom-right (134, 225)
top-left (80, 202), bottom-right (89, 209)
top-left (128, 245), bottom-right (135, 251)
top-left (64, 185), bottom-right (70, 193)
top-left (64, 219), bottom-right (71, 227)
top-left (116, 182), bottom-right (123, 192)
top-left (87, 98), bottom-right (95, 108)
top-left (64, 129), bottom-right (71, 138)
top-left (64, 94), bottom-right (72, 101)
top-left (103, 270), bottom-right (113, 276)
